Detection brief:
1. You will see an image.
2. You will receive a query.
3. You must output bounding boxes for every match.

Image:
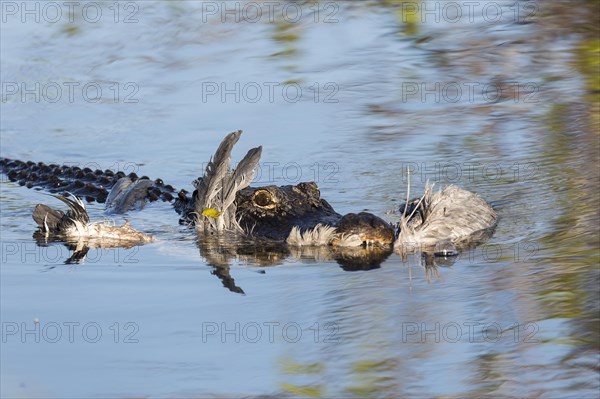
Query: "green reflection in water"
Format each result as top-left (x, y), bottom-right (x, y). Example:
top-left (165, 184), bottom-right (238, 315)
top-left (280, 383), bottom-right (323, 397)
top-left (282, 361), bottom-right (324, 374)
top-left (466, 353), bottom-right (508, 396)
top-left (269, 13), bottom-right (302, 63)
top-left (534, 15), bottom-right (600, 372)
top-left (577, 37), bottom-right (600, 94)
top-left (369, 0), bottom-right (422, 36)
top-left (279, 358), bottom-right (324, 397)
top-left (273, 23), bottom-right (300, 43)
top-left (395, 0), bottom-right (420, 36)
top-left (61, 25), bottom-right (80, 36)
top-left (345, 358), bottom-right (398, 398)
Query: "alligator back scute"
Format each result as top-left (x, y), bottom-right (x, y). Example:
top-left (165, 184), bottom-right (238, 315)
top-left (0, 157), bottom-right (177, 206)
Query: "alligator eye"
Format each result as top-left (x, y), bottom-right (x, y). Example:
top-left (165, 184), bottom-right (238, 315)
top-left (253, 189), bottom-right (276, 209)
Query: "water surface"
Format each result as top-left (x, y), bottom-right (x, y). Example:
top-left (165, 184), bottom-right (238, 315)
top-left (1, 1), bottom-right (599, 398)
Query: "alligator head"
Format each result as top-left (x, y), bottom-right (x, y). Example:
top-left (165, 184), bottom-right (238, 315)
top-left (190, 131), bottom-right (395, 247)
top-left (235, 182), bottom-right (339, 240)
top-left (235, 183), bottom-right (394, 246)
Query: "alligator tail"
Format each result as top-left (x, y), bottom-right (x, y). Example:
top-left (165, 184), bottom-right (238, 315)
top-left (1, 157), bottom-right (183, 211)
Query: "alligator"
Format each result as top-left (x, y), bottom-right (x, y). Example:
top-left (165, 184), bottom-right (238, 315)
top-left (1, 131), bottom-right (396, 247)
top-left (1, 131), bottom-right (498, 261)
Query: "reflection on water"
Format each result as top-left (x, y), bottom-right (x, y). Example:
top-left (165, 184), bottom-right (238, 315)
top-left (1, 1), bottom-right (598, 398)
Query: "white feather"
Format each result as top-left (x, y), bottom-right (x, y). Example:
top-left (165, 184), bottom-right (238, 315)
top-left (286, 224), bottom-right (337, 246)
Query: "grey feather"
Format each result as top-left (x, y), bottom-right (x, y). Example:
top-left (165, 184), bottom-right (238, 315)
top-left (105, 177), bottom-right (134, 208)
top-left (193, 131), bottom-right (262, 234)
top-left (32, 204), bottom-right (64, 231)
top-left (106, 177), bottom-right (154, 214)
top-left (221, 146), bottom-right (262, 212)
top-left (51, 192), bottom-right (89, 224)
top-left (201, 130), bottom-right (241, 208)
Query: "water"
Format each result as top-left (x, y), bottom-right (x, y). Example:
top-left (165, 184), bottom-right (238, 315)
top-left (1, 1), bottom-right (599, 398)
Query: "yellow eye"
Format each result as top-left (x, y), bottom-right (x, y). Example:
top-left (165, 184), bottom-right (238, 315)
top-left (253, 189), bottom-right (276, 209)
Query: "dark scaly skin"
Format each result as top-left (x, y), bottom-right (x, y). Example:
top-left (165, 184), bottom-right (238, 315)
top-left (235, 182), bottom-right (342, 240)
top-left (0, 157), bottom-right (181, 205)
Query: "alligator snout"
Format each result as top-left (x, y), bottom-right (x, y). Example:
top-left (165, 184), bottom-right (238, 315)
top-left (332, 212), bottom-right (395, 247)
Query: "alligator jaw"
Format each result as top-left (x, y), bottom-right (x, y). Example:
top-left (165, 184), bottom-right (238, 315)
top-left (286, 212), bottom-right (395, 248)
top-left (331, 212), bottom-right (395, 247)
